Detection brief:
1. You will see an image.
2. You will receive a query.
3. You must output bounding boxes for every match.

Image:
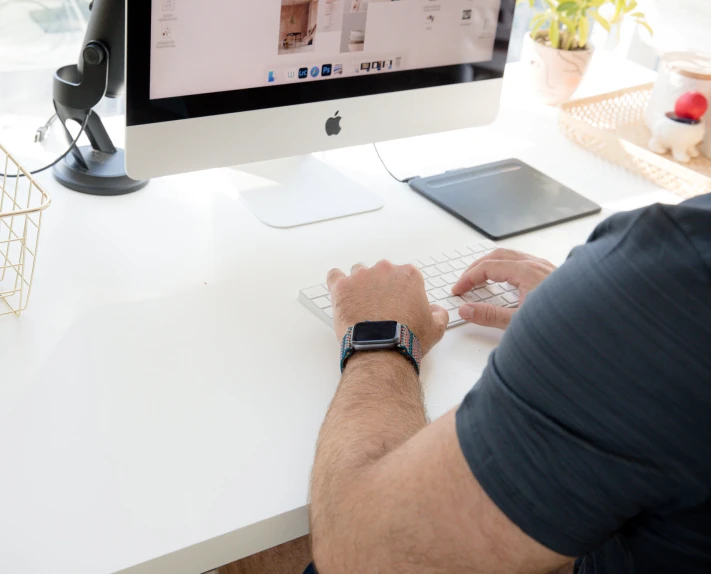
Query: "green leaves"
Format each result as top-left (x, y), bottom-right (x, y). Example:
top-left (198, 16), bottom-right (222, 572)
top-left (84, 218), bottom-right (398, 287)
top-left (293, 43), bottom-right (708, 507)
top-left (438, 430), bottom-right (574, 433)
top-left (578, 14), bottom-right (589, 47)
top-left (635, 18), bottom-right (653, 36)
top-left (557, 14), bottom-right (575, 49)
top-left (549, 14), bottom-right (560, 48)
top-left (530, 12), bottom-right (549, 39)
top-left (557, 1), bottom-right (578, 12)
top-left (629, 7), bottom-right (653, 37)
top-left (612, 0), bottom-right (624, 22)
top-left (611, 0), bottom-right (639, 22)
top-left (526, 0), bottom-right (652, 50)
top-left (590, 10), bottom-right (611, 31)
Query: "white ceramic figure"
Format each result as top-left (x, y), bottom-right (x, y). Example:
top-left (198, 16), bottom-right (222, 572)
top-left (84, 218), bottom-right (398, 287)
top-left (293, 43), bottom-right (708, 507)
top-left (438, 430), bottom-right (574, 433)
top-left (649, 115), bottom-right (706, 163)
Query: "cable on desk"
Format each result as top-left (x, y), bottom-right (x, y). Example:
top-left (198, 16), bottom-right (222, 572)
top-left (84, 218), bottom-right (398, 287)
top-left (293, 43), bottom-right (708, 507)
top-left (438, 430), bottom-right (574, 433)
top-left (1, 114), bottom-right (89, 179)
top-left (373, 143), bottom-right (417, 184)
top-left (35, 113), bottom-right (58, 143)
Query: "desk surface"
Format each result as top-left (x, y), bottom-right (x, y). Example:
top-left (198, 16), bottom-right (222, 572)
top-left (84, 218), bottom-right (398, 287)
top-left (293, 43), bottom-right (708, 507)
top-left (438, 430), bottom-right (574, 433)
top-left (1, 57), bottom-right (674, 574)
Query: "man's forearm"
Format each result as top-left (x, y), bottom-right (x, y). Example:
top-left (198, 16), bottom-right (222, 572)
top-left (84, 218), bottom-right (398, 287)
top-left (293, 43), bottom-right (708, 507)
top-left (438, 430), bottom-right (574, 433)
top-left (316, 351), bottom-right (425, 465)
top-left (310, 351), bottom-right (426, 556)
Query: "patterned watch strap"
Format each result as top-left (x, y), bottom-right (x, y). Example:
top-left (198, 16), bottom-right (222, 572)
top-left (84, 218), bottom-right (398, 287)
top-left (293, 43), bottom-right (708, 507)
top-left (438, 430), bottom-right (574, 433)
top-left (340, 324), bottom-right (421, 375)
top-left (398, 324), bottom-right (422, 375)
top-left (340, 326), bottom-right (356, 373)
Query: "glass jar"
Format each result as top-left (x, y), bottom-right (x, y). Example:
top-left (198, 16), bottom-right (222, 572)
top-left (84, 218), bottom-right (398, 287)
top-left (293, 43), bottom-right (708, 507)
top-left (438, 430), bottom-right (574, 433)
top-left (645, 52), bottom-right (711, 130)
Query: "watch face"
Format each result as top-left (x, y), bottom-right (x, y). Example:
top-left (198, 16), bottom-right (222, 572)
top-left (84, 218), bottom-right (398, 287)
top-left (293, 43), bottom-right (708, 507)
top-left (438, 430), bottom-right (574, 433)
top-left (352, 321), bottom-right (399, 344)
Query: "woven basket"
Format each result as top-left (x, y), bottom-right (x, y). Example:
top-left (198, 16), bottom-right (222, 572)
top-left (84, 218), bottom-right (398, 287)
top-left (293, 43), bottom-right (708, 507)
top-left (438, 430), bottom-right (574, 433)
top-left (559, 83), bottom-right (711, 200)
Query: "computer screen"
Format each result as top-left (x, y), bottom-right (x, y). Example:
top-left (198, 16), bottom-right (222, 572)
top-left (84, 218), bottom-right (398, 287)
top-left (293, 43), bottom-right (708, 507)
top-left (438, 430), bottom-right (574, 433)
top-left (149, 0), bottom-right (502, 100)
top-left (126, 0), bottom-right (513, 184)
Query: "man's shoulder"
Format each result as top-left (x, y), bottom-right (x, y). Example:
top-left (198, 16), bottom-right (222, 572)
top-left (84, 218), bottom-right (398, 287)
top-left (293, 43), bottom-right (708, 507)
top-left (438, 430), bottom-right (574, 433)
top-left (519, 194), bottom-right (711, 361)
top-left (598, 193), bottom-right (710, 247)
top-left (664, 194), bottom-right (711, 268)
top-left (574, 194), bottom-right (711, 284)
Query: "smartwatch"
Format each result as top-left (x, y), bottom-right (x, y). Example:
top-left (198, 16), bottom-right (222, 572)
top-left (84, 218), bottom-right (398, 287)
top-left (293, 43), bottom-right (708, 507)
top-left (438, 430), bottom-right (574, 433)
top-left (340, 321), bottom-right (422, 375)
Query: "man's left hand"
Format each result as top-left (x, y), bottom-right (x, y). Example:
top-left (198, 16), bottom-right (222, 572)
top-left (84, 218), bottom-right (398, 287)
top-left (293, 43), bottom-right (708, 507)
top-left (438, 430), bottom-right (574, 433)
top-left (327, 261), bottom-right (448, 355)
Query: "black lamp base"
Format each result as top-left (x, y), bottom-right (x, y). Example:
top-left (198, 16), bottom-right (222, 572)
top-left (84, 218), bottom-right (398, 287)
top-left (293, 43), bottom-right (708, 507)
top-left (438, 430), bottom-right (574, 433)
top-left (52, 146), bottom-right (148, 196)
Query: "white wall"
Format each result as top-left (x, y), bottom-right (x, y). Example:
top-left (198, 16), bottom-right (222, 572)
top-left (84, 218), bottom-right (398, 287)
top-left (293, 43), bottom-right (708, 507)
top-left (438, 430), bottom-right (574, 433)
top-left (648, 0), bottom-right (711, 54)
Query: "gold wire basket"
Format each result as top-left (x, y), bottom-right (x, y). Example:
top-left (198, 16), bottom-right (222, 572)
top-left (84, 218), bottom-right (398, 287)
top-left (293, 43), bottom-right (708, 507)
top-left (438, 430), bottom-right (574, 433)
top-left (0, 144), bottom-right (51, 317)
top-left (559, 83), bottom-right (711, 200)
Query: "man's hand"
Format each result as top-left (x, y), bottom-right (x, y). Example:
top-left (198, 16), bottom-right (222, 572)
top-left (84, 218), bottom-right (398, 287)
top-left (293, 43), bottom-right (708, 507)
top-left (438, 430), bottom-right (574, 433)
top-left (452, 249), bottom-right (556, 330)
top-left (327, 261), bottom-right (448, 355)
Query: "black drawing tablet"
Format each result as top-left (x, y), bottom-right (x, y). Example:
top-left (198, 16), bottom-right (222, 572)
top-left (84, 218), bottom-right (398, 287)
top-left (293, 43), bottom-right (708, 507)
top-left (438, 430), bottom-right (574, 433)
top-left (408, 159), bottom-right (601, 240)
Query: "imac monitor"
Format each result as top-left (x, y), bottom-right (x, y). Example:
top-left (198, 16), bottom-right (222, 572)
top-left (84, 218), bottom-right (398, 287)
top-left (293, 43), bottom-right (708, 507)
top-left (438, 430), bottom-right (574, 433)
top-left (126, 0), bottom-right (514, 227)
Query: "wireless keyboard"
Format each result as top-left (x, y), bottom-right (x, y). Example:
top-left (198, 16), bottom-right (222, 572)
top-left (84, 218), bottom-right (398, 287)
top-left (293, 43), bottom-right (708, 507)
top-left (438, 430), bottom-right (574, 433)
top-left (299, 241), bottom-right (520, 329)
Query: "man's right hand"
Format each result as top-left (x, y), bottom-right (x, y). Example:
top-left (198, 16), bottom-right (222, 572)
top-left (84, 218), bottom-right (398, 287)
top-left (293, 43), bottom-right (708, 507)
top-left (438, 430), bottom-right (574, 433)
top-left (451, 249), bottom-right (557, 330)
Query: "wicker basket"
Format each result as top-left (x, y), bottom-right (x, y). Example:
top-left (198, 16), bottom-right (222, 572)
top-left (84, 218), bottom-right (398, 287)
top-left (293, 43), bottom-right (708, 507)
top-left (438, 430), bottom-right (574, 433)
top-left (1, 144), bottom-right (51, 317)
top-left (559, 83), bottom-right (711, 200)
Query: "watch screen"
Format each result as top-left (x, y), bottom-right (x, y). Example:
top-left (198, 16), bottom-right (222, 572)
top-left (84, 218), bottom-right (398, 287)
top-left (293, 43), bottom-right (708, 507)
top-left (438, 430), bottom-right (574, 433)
top-left (352, 321), bottom-right (399, 343)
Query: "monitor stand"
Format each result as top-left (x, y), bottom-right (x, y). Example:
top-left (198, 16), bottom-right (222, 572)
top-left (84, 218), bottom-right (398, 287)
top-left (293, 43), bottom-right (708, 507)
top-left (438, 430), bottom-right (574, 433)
top-left (237, 155), bottom-right (384, 228)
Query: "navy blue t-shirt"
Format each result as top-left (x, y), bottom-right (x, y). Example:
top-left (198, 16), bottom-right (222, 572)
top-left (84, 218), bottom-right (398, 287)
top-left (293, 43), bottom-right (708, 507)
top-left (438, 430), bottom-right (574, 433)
top-left (456, 194), bottom-right (711, 573)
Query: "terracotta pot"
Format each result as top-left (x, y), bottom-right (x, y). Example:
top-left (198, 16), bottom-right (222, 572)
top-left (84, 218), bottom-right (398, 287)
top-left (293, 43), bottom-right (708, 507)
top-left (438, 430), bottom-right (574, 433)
top-left (522, 33), bottom-right (595, 105)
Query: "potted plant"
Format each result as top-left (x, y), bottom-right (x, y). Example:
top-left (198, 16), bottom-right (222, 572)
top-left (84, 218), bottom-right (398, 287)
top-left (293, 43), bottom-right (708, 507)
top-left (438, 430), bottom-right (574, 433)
top-left (518, 0), bottom-right (652, 104)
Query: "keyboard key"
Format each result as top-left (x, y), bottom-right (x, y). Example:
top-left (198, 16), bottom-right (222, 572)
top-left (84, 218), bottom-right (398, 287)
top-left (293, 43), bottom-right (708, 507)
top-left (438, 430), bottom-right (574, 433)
top-left (512, 289), bottom-right (519, 297)
top-left (413, 261), bottom-right (424, 269)
top-left (428, 276), bottom-right (446, 288)
top-left (423, 266), bottom-right (442, 278)
top-left (431, 253), bottom-right (448, 263)
top-left (442, 284), bottom-right (454, 297)
top-left (460, 255), bottom-right (476, 266)
top-left (430, 288), bottom-right (448, 300)
top-left (447, 296), bottom-right (466, 308)
top-left (456, 247), bottom-right (473, 256)
top-left (313, 296), bottom-right (331, 309)
top-left (326, 295), bottom-right (332, 302)
top-left (427, 292), bottom-right (437, 303)
top-left (474, 287), bottom-right (491, 300)
top-left (501, 282), bottom-right (516, 292)
top-left (486, 284), bottom-right (504, 296)
top-left (481, 240), bottom-right (497, 249)
top-left (449, 258), bottom-right (467, 270)
top-left (441, 272), bottom-right (458, 284)
top-left (442, 250), bottom-right (460, 260)
top-left (502, 292), bottom-right (519, 304)
top-left (324, 307), bottom-right (334, 318)
top-left (448, 308), bottom-right (463, 324)
top-left (453, 269), bottom-right (463, 279)
top-left (419, 257), bottom-right (436, 267)
top-left (486, 280), bottom-right (495, 285)
top-left (471, 244), bottom-right (486, 253)
top-left (486, 295), bottom-right (507, 307)
top-left (436, 262), bottom-right (454, 273)
top-left (424, 279), bottom-right (435, 290)
top-left (303, 285), bottom-right (328, 299)
top-left (462, 291), bottom-right (480, 303)
top-left (438, 299), bottom-right (454, 310)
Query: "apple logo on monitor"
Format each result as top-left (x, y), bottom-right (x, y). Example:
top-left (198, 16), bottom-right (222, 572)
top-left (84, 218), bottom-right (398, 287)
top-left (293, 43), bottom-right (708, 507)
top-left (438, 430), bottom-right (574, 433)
top-left (325, 111), bottom-right (342, 136)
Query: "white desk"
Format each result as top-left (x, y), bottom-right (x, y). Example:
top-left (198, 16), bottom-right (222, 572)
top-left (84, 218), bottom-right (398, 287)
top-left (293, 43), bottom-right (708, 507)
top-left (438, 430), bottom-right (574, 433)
top-left (1, 58), bottom-right (675, 574)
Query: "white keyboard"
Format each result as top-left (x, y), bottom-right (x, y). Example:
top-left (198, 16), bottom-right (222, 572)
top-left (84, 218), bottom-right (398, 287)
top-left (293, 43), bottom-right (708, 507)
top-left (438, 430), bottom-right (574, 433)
top-left (299, 241), bottom-right (520, 329)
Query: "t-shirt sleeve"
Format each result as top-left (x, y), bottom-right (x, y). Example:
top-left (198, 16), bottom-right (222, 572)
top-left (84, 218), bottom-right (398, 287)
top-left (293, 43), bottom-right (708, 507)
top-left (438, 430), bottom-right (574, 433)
top-left (456, 203), bottom-right (711, 557)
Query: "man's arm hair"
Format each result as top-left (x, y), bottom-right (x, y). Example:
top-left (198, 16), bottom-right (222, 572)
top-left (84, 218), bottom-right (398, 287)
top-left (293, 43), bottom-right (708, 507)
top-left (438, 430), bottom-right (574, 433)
top-left (309, 352), bottom-right (573, 574)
